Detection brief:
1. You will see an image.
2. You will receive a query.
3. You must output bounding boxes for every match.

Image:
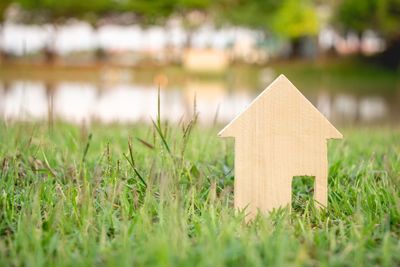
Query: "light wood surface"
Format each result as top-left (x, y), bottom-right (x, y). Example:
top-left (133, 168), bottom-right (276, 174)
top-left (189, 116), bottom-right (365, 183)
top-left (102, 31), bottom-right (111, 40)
top-left (219, 74), bottom-right (342, 220)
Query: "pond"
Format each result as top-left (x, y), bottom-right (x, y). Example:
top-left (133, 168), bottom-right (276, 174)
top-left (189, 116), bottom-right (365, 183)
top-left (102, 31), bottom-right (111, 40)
top-left (0, 63), bottom-right (399, 126)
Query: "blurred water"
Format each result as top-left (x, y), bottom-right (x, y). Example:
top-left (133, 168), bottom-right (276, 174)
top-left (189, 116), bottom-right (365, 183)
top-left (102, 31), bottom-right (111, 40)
top-left (0, 78), bottom-right (398, 126)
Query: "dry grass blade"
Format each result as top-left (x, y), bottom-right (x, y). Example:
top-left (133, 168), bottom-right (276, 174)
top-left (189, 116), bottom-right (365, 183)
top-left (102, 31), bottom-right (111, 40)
top-left (136, 137), bottom-right (154, 150)
top-left (81, 133), bottom-right (93, 164)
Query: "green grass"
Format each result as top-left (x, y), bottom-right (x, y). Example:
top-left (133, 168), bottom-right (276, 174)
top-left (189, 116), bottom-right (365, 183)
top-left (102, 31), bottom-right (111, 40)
top-left (0, 120), bottom-right (399, 266)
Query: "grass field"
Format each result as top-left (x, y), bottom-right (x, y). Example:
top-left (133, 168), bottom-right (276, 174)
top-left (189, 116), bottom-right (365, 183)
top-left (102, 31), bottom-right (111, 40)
top-left (0, 119), bottom-right (399, 266)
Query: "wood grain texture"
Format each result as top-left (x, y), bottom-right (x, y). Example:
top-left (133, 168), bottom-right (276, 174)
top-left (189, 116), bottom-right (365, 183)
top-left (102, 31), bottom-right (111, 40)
top-left (219, 74), bottom-right (342, 220)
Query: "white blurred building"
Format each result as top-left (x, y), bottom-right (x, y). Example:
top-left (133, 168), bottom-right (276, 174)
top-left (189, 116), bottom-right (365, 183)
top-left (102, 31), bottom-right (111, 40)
top-left (1, 20), bottom-right (269, 66)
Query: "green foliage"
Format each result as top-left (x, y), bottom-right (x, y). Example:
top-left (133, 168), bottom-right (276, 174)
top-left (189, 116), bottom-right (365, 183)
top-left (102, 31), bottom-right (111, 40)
top-left (218, 0), bottom-right (319, 39)
top-left (16, 0), bottom-right (114, 23)
top-left (11, 0), bottom-right (320, 38)
top-left (14, 0), bottom-right (215, 25)
top-left (216, 0), bottom-right (279, 30)
top-left (176, 0), bottom-right (214, 11)
top-left (103, 0), bottom-right (215, 25)
top-left (0, 120), bottom-right (399, 266)
top-left (336, 0), bottom-right (376, 33)
top-left (0, 0), bottom-right (12, 23)
top-left (336, 0), bottom-right (400, 39)
top-left (3, 0), bottom-right (399, 43)
top-left (118, 0), bottom-right (176, 24)
top-left (271, 0), bottom-right (319, 38)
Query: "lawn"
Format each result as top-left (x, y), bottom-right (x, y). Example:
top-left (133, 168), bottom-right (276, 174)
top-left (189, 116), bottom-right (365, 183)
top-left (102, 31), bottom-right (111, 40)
top-left (0, 120), bottom-right (399, 266)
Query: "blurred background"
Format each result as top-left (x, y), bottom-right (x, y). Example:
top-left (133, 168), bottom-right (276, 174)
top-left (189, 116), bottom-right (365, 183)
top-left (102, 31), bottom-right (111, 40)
top-left (0, 0), bottom-right (399, 126)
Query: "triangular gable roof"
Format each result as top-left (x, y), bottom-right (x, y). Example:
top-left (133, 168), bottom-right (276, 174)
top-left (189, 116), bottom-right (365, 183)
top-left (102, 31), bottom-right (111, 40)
top-left (218, 74), bottom-right (342, 139)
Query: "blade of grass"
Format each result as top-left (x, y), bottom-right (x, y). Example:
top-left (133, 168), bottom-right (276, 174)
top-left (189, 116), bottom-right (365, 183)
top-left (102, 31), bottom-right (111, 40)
top-left (81, 133), bottom-right (92, 164)
top-left (124, 137), bottom-right (147, 188)
top-left (136, 137), bottom-right (154, 150)
top-left (151, 87), bottom-right (171, 154)
top-left (151, 119), bottom-right (171, 154)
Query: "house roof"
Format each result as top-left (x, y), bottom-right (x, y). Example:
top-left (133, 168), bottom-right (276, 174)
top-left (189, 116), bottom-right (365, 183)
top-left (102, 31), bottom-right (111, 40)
top-left (218, 74), bottom-right (343, 139)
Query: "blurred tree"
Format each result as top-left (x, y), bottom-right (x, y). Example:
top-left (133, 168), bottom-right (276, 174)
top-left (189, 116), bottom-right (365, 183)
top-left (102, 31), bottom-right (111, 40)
top-left (272, 0), bottom-right (319, 57)
top-left (121, 0), bottom-right (214, 47)
top-left (272, 0), bottom-right (319, 38)
top-left (119, 0), bottom-right (176, 25)
top-left (123, 0), bottom-right (215, 46)
top-left (0, 0), bottom-right (12, 60)
top-left (16, 0), bottom-right (113, 62)
top-left (0, 0), bottom-right (11, 24)
top-left (336, 0), bottom-right (400, 68)
top-left (217, 0), bottom-right (319, 57)
top-left (336, 0), bottom-right (375, 35)
top-left (17, 0), bottom-right (112, 22)
top-left (337, 0), bottom-right (400, 38)
top-left (175, 0), bottom-right (214, 47)
top-left (216, 0), bottom-right (278, 33)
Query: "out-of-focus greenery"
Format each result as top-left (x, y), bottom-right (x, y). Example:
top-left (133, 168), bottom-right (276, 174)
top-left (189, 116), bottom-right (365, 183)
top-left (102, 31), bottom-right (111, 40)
top-left (1, 0), bottom-right (400, 64)
top-left (0, 0), bottom-right (12, 23)
top-left (4, 0), bottom-right (399, 41)
top-left (336, 0), bottom-right (400, 40)
top-left (13, 0), bottom-right (320, 40)
top-left (16, 0), bottom-right (114, 24)
top-left (218, 0), bottom-right (319, 39)
top-left (335, 0), bottom-right (400, 68)
top-left (271, 0), bottom-right (319, 39)
top-left (15, 0), bottom-right (215, 25)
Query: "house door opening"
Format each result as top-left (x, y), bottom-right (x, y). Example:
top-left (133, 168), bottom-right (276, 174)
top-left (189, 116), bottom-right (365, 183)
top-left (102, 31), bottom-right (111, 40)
top-left (292, 176), bottom-right (315, 213)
